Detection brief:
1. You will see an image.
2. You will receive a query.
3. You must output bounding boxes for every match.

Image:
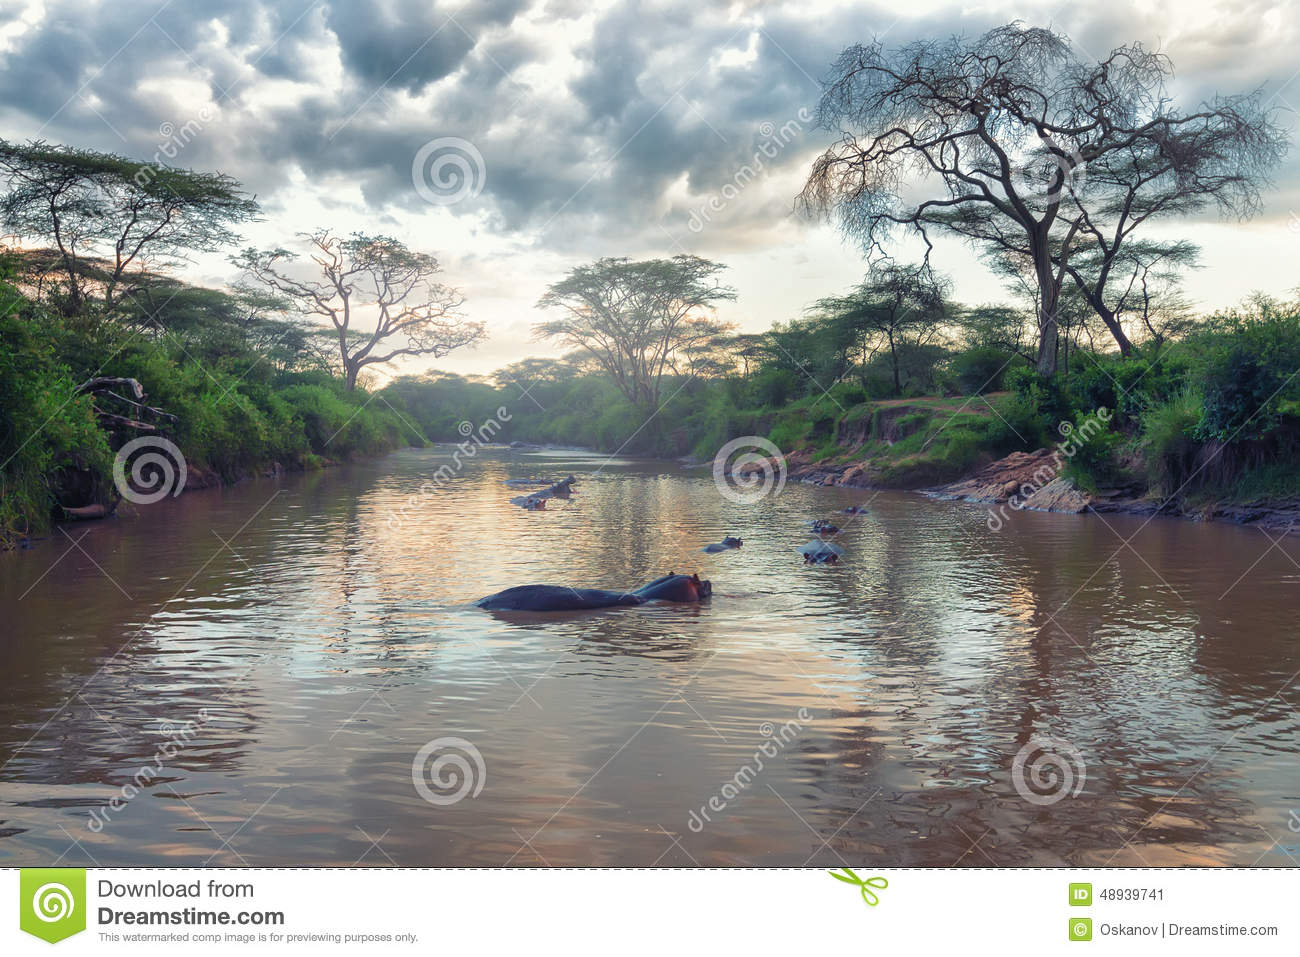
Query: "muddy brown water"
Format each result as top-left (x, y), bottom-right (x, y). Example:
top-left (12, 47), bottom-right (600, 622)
top-left (1, 446), bottom-right (1297, 866)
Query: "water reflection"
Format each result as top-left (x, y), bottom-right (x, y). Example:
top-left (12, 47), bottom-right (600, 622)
top-left (0, 446), bottom-right (1297, 865)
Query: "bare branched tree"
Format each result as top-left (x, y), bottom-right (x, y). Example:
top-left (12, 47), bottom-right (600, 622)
top-left (534, 255), bottom-right (736, 408)
top-left (799, 23), bottom-right (1287, 375)
top-left (236, 231), bottom-right (484, 390)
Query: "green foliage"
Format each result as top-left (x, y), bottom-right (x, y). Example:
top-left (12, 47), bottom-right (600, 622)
top-left (1194, 303), bottom-right (1300, 443)
top-left (1005, 367), bottom-right (1076, 434)
top-left (0, 289), bottom-right (111, 544)
top-left (948, 346), bottom-right (1014, 395)
top-left (0, 279), bottom-right (420, 543)
top-left (1140, 389), bottom-right (1203, 495)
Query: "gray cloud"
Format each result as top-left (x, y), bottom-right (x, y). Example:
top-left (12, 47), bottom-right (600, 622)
top-left (0, 0), bottom-right (1295, 274)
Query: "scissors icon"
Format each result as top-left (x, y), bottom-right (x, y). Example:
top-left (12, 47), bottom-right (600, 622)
top-left (828, 867), bottom-right (888, 906)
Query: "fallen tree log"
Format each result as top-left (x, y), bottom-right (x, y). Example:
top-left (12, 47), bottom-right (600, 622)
top-left (509, 474), bottom-right (577, 509)
top-left (92, 410), bottom-right (158, 431)
top-left (75, 376), bottom-right (145, 401)
top-left (75, 376), bottom-right (178, 426)
top-left (61, 502), bottom-right (118, 521)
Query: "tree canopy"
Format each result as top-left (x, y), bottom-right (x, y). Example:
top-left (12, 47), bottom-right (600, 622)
top-left (0, 139), bottom-right (259, 316)
top-left (800, 23), bottom-right (1287, 375)
top-left (534, 255), bottom-right (736, 408)
top-left (809, 263), bottom-right (951, 396)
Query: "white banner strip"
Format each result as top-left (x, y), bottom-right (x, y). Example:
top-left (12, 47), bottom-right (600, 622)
top-left (3, 868), bottom-right (1293, 954)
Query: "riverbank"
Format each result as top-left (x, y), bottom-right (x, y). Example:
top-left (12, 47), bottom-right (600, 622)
top-left (1, 265), bottom-right (429, 550)
top-left (744, 395), bottom-right (1300, 533)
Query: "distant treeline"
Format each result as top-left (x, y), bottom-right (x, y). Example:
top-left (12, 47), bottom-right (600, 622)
top-left (378, 291), bottom-right (1300, 506)
top-left (2, 129), bottom-right (1298, 548)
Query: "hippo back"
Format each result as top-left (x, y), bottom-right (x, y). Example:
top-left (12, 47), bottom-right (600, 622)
top-left (632, 573), bottom-right (711, 602)
top-left (475, 585), bottom-right (644, 611)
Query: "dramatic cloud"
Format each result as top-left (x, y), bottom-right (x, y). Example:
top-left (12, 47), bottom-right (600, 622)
top-left (0, 0), bottom-right (1297, 376)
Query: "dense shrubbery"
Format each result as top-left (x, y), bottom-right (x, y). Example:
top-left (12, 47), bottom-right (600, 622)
top-left (947, 346), bottom-right (1012, 395)
top-left (997, 298), bottom-right (1300, 499)
top-left (0, 294), bottom-right (112, 544)
top-left (0, 275), bottom-right (421, 546)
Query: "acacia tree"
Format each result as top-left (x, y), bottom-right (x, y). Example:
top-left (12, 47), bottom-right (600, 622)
top-left (534, 255), bottom-right (736, 408)
top-left (0, 140), bottom-right (258, 315)
top-left (799, 23), bottom-right (1286, 375)
top-left (1065, 239), bottom-right (1202, 351)
top-left (236, 231), bottom-right (484, 390)
top-left (810, 263), bottom-right (949, 396)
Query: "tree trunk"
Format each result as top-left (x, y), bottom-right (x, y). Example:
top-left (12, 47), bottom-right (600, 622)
top-left (1033, 249), bottom-right (1060, 377)
top-left (1096, 307), bottom-right (1135, 356)
top-left (1035, 305), bottom-right (1059, 377)
top-left (889, 331), bottom-right (900, 396)
top-left (344, 363), bottom-right (359, 391)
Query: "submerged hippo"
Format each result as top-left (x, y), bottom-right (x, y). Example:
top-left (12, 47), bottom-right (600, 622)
top-left (800, 540), bottom-right (844, 564)
top-left (475, 572), bottom-right (712, 611)
top-left (810, 519), bottom-right (840, 535)
top-left (702, 536), bottom-right (743, 553)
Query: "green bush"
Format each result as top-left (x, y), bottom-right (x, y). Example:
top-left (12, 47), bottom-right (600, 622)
top-left (0, 302), bottom-right (112, 544)
top-left (949, 346), bottom-right (1014, 395)
top-left (1195, 307), bottom-right (1300, 442)
top-left (1140, 389), bottom-right (1202, 495)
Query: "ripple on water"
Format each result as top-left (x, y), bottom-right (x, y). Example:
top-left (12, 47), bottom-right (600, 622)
top-left (0, 447), bottom-right (1297, 865)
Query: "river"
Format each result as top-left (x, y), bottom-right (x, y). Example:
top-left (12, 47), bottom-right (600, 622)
top-left (1, 446), bottom-right (1297, 866)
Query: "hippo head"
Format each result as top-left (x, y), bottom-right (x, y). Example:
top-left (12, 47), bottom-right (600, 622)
top-left (722, 536), bottom-right (742, 548)
top-left (692, 574), bottom-right (713, 600)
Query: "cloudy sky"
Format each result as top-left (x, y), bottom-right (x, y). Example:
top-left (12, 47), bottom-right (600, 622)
top-left (1, 0), bottom-right (1298, 378)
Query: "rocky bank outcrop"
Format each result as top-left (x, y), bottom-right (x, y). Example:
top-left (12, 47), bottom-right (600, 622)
top-left (739, 443), bottom-right (1300, 533)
